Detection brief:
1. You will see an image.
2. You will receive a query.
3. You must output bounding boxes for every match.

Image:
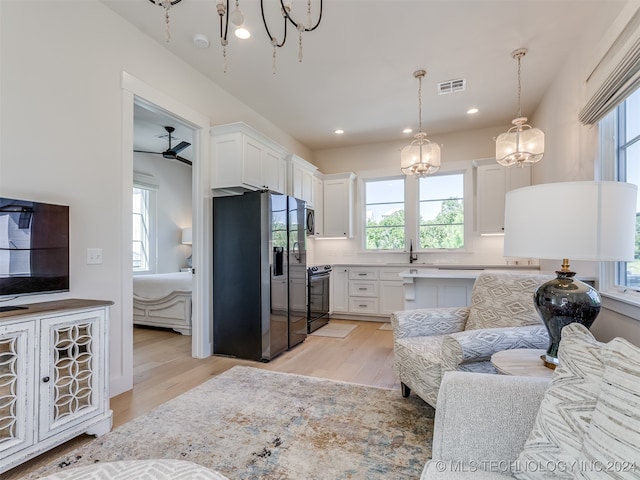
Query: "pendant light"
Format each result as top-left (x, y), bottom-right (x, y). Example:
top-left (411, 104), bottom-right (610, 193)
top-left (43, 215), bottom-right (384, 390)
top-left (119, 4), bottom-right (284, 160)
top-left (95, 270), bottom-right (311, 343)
top-left (496, 48), bottom-right (545, 167)
top-left (401, 70), bottom-right (441, 177)
top-left (148, 0), bottom-right (182, 43)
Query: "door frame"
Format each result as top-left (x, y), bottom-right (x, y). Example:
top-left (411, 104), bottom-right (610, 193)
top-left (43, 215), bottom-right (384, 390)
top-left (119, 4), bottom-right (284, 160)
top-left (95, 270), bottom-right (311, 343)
top-left (118, 72), bottom-right (211, 393)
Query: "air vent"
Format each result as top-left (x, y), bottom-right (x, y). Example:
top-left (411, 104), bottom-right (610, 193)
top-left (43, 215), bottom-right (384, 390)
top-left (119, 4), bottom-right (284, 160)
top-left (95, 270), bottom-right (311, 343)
top-left (438, 79), bottom-right (466, 95)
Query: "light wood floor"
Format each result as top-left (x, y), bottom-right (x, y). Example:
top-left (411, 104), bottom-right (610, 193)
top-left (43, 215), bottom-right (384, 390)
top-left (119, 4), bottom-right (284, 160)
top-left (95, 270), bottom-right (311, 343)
top-left (6, 318), bottom-right (399, 479)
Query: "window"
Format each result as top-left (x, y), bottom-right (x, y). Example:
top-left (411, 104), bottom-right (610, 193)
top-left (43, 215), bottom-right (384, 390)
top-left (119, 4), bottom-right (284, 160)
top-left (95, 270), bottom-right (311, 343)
top-left (418, 173), bottom-right (464, 249)
top-left (615, 87), bottom-right (640, 289)
top-left (364, 178), bottom-right (405, 250)
top-left (362, 170), bottom-right (468, 251)
top-left (132, 186), bottom-right (150, 271)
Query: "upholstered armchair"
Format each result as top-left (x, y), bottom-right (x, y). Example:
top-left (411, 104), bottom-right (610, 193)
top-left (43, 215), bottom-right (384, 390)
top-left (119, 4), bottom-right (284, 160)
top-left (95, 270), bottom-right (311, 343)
top-left (390, 272), bottom-right (552, 408)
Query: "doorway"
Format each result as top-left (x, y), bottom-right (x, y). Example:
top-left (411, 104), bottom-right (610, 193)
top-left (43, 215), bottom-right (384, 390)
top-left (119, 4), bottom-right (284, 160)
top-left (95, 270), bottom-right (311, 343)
top-left (118, 72), bottom-right (211, 395)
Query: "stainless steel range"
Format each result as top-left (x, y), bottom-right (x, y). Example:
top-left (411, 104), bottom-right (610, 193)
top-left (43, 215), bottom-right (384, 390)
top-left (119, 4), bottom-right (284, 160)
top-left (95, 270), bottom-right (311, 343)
top-left (307, 265), bottom-right (331, 333)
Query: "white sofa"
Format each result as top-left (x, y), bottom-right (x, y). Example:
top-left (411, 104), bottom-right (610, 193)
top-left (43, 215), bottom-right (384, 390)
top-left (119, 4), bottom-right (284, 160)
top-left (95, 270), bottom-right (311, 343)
top-left (422, 323), bottom-right (640, 479)
top-left (391, 272), bottom-right (553, 407)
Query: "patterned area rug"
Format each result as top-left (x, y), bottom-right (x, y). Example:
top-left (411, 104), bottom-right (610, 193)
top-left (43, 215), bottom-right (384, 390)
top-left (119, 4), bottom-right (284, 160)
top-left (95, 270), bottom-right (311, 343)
top-left (27, 367), bottom-right (434, 479)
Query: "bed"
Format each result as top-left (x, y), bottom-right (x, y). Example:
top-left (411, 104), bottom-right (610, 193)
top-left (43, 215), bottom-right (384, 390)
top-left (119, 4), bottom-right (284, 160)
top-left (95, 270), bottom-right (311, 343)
top-left (133, 272), bottom-right (192, 335)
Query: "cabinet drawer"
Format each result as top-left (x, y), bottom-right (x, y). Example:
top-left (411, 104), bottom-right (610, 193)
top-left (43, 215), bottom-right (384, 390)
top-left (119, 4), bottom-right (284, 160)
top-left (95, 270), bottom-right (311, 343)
top-left (349, 298), bottom-right (379, 314)
top-left (348, 281), bottom-right (378, 297)
top-left (349, 268), bottom-right (378, 280)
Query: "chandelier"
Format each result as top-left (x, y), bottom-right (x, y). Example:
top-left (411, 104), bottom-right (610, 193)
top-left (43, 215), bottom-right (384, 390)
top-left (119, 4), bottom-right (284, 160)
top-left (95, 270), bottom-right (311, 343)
top-left (401, 70), bottom-right (441, 177)
top-left (216, 0), bottom-right (323, 73)
top-left (495, 48), bottom-right (544, 167)
top-left (148, 0), bottom-right (182, 43)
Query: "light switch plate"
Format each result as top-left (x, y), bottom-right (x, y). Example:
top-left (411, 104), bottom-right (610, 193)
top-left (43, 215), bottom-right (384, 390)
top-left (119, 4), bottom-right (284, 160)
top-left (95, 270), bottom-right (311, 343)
top-left (87, 248), bottom-right (103, 265)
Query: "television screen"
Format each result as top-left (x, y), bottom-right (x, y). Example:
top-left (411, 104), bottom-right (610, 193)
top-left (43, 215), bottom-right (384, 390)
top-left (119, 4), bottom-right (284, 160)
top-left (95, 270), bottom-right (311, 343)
top-left (0, 198), bottom-right (69, 298)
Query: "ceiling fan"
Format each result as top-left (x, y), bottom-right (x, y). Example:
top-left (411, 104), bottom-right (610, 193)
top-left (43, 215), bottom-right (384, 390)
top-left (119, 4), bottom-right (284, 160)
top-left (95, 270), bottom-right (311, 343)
top-left (134, 126), bottom-right (192, 166)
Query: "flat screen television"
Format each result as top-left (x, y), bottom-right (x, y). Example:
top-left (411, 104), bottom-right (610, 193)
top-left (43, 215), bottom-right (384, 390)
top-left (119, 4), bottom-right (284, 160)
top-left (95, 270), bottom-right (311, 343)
top-left (0, 197), bottom-right (69, 299)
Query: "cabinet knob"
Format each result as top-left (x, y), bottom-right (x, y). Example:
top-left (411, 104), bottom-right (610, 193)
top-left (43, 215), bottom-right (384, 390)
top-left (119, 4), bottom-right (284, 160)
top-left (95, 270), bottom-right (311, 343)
top-left (42, 376), bottom-right (50, 383)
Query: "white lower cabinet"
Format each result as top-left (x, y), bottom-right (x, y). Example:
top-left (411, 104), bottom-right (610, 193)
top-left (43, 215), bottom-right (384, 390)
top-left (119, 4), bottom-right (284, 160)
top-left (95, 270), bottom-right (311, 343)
top-left (0, 300), bottom-right (112, 474)
top-left (330, 267), bottom-right (349, 313)
top-left (330, 266), bottom-right (404, 317)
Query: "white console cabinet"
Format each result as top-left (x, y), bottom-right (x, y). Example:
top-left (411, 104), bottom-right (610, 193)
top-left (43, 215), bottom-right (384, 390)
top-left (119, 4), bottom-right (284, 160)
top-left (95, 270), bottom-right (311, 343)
top-left (211, 122), bottom-right (287, 195)
top-left (0, 299), bottom-right (112, 474)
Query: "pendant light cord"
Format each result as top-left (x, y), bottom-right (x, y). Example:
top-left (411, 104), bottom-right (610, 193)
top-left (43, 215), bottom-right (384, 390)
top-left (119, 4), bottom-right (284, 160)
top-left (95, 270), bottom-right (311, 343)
top-left (418, 74), bottom-right (423, 133)
top-left (517, 54), bottom-right (522, 118)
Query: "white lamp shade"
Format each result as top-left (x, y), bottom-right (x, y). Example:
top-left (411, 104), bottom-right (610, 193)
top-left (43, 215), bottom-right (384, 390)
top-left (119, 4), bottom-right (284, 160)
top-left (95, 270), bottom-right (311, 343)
top-left (400, 139), bottom-right (441, 177)
top-left (181, 227), bottom-right (193, 245)
top-left (504, 181), bottom-right (637, 262)
top-left (496, 125), bottom-right (545, 166)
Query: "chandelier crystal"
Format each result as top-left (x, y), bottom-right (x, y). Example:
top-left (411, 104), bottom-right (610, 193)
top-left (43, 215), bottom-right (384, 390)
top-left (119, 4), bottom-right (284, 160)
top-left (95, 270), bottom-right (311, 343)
top-left (401, 70), bottom-right (441, 177)
top-left (148, 0), bottom-right (182, 43)
top-left (495, 48), bottom-right (544, 167)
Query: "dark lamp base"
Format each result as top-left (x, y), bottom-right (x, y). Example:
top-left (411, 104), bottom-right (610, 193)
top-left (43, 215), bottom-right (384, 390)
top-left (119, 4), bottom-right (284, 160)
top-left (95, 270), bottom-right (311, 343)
top-left (534, 270), bottom-right (601, 365)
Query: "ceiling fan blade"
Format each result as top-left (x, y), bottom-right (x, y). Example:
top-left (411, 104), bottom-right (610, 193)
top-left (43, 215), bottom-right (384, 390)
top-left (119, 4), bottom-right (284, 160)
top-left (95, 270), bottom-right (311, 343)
top-left (176, 155), bottom-right (192, 166)
top-left (173, 141), bottom-right (191, 154)
top-left (134, 149), bottom-right (162, 154)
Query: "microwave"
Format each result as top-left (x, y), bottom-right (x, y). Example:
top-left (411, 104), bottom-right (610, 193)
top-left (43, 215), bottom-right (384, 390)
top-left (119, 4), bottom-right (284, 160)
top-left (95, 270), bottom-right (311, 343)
top-left (306, 208), bottom-right (315, 236)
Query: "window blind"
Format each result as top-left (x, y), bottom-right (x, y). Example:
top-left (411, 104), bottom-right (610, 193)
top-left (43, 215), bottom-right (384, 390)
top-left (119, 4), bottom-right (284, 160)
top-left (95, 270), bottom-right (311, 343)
top-left (579, 8), bottom-right (640, 125)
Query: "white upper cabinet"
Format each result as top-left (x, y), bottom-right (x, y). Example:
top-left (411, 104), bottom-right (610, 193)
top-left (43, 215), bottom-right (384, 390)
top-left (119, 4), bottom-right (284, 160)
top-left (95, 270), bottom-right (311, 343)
top-left (322, 172), bottom-right (356, 238)
top-left (210, 122), bottom-right (287, 194)
top-left (312, 174), bottom-right (324, 236)
top-left (287, 154), bottom-right (317, 207)
top-left (476, 162), bottom-right (531, 234)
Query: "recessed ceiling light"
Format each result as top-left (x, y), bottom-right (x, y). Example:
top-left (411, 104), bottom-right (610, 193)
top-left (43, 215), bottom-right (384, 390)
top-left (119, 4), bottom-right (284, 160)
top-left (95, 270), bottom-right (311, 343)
top-left (334, 129), bottom-right (344, 135)
top-left (403, 128), bottom-right (413, 134)
top-left (467, 108), bottom-right (479, 115)
top-left (234, 27), bottom-right (250, 39)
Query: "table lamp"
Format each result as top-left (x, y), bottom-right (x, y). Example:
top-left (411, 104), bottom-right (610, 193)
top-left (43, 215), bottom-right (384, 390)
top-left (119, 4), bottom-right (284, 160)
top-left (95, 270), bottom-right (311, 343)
top-left (504, 181), bottom-right (637, 367)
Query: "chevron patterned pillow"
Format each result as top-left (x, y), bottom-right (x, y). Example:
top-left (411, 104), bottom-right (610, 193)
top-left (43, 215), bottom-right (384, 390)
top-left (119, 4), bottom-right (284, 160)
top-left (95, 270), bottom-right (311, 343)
top-left (574, 337), bottom-right (640, 479)
top-left (514, 323), bottom-right (604, 480)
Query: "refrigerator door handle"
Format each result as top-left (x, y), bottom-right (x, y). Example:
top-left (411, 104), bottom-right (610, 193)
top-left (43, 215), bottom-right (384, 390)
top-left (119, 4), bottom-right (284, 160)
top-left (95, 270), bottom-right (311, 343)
top-left (292, 241), bottom-right (301, 263)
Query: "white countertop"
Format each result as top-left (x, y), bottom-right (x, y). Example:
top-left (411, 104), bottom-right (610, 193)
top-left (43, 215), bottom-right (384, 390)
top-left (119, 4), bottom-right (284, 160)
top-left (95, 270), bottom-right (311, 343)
top-left (398, 268), bottom-right (544, 279)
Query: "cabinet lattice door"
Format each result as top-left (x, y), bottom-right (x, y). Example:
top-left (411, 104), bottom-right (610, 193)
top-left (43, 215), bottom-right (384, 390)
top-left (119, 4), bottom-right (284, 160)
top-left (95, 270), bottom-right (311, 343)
top-left (0, 323), bottom-right (35, 456)
top-left (39, 311), bottom-right (103, 440)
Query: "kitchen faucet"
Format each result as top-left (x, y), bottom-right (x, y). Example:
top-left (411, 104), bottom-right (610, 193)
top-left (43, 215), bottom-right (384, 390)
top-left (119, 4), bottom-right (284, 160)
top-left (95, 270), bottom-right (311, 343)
top-left (409, 239), bottom-right (418, 263)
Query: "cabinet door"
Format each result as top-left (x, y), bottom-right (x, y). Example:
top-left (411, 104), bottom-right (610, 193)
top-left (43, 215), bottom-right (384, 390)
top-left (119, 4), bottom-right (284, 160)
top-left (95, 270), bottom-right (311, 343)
top-left (477, 164), bottom-right (506, 234)
top-left (313, 176), bottom-right (324, 236)
top-left (331, 268), bottom-right (349, 313)
top-left (39, 310), bottom-right (105, 440)
top-left (211, 133), bottom-right (242, 189)
top-left (263, 148), bottom-right (286, 193)
top-left (0, 322), bottom-right (36, 458)
top-left (323, 179), bottom-right (351, 237)
top-left (379, 281), bottom-right (405, 315)
top-left (242, 136), bottom-right (264, 189)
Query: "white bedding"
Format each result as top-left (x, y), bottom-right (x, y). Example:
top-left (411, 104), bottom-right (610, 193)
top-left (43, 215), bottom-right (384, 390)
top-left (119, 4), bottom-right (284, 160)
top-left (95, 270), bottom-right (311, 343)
top-left (133, 272), bottom-right (192, 300)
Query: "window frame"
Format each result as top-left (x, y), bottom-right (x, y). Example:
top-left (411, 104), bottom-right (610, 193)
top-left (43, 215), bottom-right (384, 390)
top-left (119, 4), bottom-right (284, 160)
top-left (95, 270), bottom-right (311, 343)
top-left (598, 91), bottom-right (640, 316)
top-left (359, 164), bottom-right (472, 253)
top-left (132, 173), bottom-right (158, 274)
top-left (363, 175), bottom-right (406, 251)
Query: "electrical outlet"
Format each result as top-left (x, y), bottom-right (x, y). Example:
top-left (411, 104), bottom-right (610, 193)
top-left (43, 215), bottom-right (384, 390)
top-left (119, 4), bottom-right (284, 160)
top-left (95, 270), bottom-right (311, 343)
top-left (87, 248), bottom-right (103, 265)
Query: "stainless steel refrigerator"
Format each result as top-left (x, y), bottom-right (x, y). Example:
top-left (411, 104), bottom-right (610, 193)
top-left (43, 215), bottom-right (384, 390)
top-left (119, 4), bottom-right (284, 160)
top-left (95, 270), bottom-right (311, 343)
top-left (212, 191), bottom-right (307, 361)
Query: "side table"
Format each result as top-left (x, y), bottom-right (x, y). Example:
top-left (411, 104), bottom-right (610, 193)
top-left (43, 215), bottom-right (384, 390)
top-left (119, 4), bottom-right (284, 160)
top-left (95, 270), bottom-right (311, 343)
top-left (491, 349), bottom-right (554, 378)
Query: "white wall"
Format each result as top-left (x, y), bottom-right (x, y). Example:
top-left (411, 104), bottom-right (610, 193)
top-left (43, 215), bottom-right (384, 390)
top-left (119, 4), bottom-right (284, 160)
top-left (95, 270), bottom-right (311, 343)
top-left (0, 0), bottom-right (310, 396)
top-left (133, 154), bottom-right (192, 273)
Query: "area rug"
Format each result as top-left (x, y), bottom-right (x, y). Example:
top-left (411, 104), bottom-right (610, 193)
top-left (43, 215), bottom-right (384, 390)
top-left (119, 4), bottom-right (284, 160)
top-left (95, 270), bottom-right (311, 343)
top-left (309, 322), bottom-right (358, 338)
top-left (27, 366), bottom-right (434, 479)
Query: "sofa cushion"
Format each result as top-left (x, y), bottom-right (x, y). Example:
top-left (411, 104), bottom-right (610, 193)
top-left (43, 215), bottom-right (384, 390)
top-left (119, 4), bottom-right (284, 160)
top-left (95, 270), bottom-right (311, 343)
top-left (573, 337), bottom-right (640, 480)
top-left (465, 273), bottom-right (551, 330)
top-left (514, 324), bottom-right (604, 480)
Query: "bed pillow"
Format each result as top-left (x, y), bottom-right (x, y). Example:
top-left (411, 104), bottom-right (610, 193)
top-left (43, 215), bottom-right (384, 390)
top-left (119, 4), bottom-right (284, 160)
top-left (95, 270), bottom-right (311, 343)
top-left (514, 323), bottom-right (604, 480)
top-left (573, 337), bottom-right (640, 480)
